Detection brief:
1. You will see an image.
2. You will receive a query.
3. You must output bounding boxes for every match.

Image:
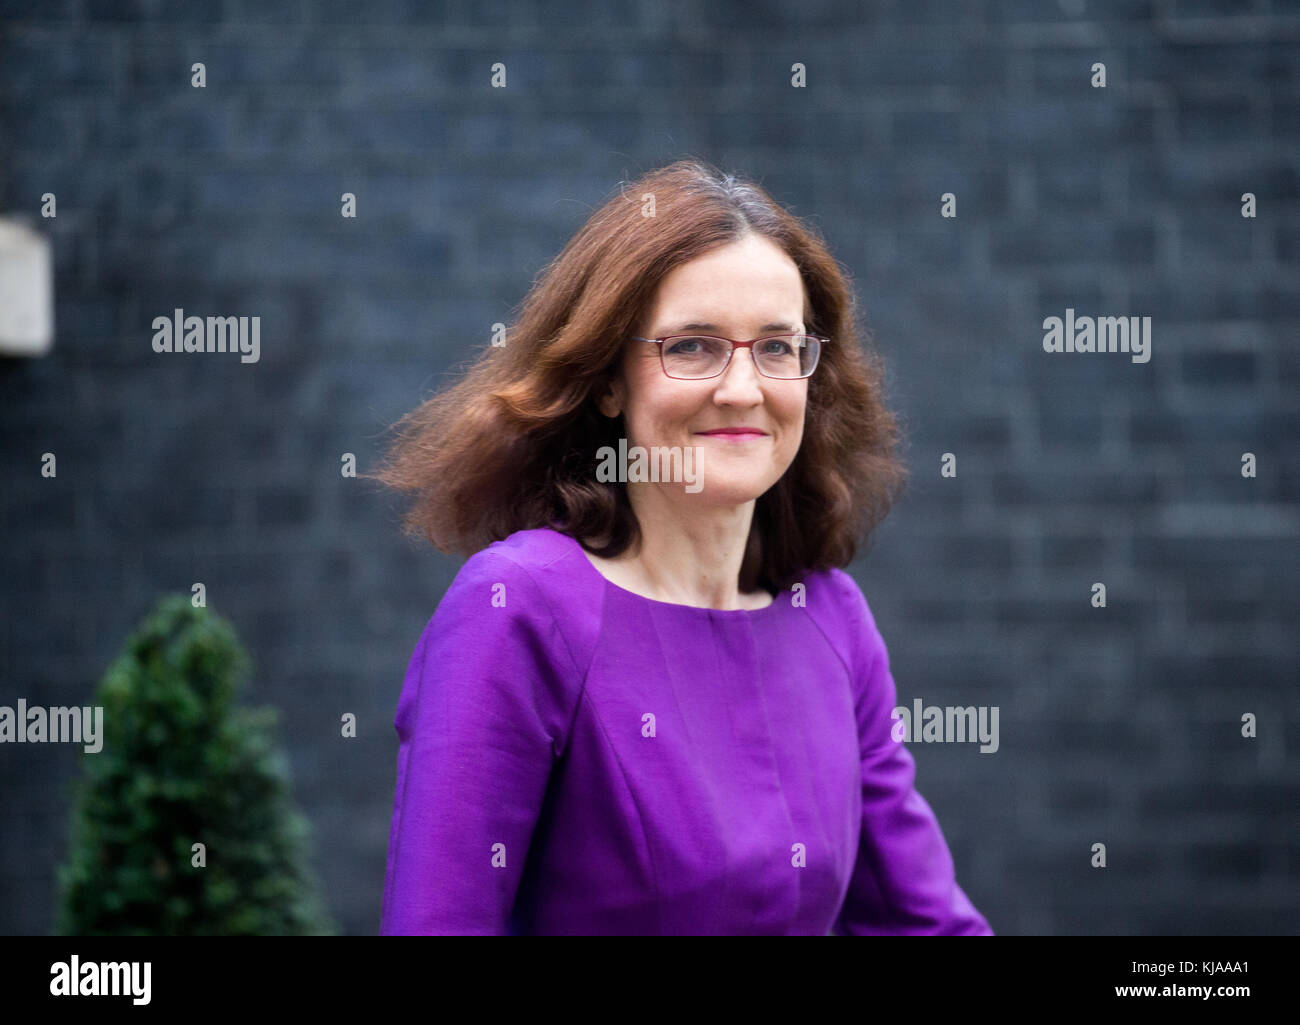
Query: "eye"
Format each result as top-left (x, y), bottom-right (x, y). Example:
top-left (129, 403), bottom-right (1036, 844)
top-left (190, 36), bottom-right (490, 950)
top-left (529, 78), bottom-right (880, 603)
top-left (664, 336), bottom-right (724, 357)
top-left (758, 337), bottom-right (796, 355)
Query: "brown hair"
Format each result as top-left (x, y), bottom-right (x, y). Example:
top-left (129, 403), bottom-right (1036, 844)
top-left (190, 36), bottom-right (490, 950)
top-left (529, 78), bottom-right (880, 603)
top-left (369, 157), bottom-right (908, 595)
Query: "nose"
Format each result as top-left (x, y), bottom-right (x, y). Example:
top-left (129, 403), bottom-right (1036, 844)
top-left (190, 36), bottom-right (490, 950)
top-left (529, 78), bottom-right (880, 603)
top-left (713, 347), bottom-right (765, 403)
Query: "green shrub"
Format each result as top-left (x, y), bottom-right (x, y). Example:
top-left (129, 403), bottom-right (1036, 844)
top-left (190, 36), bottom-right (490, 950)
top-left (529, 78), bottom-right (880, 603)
top-left (54, 594), bottom-right (335, 935)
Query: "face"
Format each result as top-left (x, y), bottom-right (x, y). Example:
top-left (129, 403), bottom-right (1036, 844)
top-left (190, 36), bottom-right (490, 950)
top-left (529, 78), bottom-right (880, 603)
top-left (599, 232), bottom-right (809, 508)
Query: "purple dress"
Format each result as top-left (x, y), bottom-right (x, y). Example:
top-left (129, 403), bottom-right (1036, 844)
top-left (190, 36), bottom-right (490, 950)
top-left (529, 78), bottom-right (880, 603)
top-left (380, 527), bottom-right (992, 935)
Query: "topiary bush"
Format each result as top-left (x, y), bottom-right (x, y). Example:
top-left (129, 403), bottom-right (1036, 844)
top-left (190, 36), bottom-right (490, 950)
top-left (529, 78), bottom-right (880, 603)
top-left (54, 594), bottom-right (335, 935)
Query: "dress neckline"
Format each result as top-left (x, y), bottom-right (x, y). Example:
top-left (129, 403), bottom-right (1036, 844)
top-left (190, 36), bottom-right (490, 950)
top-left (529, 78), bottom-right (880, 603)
top-left (548, 528), bottom-right (787, 617)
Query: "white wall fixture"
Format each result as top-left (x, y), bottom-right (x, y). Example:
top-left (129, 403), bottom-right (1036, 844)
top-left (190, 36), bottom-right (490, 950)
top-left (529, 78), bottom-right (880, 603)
top-left (0, 217), bottom-right (54, 357)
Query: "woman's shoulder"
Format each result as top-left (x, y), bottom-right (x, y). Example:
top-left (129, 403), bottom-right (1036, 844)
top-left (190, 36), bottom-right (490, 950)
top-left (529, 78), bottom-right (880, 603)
top-left (796, 565), bottom-right (884, 665)
top-left (461, 527), bottom-right (594, 595)
top-left (797, 565), bottom-right (870, 617)
top-left (397, 530), bottom-right (593, 749)
top-left (436, 527), bottom-right (603, 660)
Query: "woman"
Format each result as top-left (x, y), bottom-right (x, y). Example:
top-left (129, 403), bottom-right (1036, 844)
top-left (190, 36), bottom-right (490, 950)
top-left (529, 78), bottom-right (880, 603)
top-left (374, 158), bottom-right (992, 935)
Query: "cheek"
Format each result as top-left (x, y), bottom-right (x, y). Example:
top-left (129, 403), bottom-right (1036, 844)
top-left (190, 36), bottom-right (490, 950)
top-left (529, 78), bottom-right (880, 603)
top-left (775, 390), bottom-right (807, 431)
top-left (627, 389), bottom-right (699, 440)
top-left (777, 397), bottom-right (807, 455)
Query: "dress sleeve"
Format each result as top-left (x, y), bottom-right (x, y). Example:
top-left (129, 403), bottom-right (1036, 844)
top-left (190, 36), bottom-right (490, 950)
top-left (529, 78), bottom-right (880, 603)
top-left (380, 549), bottom-right (581, 935)
top-left (828, 570), bottom-right (994, 936)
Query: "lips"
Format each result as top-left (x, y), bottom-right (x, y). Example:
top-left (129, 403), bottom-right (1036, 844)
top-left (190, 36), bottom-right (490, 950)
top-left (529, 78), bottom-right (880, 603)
top-left (697, 428), bottom-right (768, 437)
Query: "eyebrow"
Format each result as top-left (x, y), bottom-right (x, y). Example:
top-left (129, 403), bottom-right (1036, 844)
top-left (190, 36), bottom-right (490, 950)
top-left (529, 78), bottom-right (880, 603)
top-left (659, 321), bottom-right (800, 335)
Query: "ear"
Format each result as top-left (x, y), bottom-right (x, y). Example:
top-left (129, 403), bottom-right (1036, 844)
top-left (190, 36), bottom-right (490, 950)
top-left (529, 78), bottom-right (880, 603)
top-left (597, 377), bottom-right (623, 418)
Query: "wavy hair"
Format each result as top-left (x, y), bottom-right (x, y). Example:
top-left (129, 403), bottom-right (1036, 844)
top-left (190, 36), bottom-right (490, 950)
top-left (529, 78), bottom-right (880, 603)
top-left (370, 157), bottom-right (908, 595)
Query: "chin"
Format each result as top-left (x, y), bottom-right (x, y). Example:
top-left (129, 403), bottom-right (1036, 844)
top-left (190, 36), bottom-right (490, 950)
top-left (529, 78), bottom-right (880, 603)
top-left (688, 480), bottom-right (770, 505)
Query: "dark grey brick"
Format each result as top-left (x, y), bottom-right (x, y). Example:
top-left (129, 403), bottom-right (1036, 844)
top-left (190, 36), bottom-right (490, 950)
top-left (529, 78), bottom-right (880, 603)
top-left (1129, 409), bottom-right (1299, 446)
top-left (1176, 95), bottom-right (1256, 144)
top-left (990, 219), bottom-right (1156, 268)
top-left (1181, 350), bottom-right (1257, 386)
top-left (992, 467), bottom-right (1162, 505)
top-left (1037, 402), bottom-right (1104, 447)
top-left (254, 485), bottom-right (315, 528)
top-left (989, 0), bottom-right (1155, 21)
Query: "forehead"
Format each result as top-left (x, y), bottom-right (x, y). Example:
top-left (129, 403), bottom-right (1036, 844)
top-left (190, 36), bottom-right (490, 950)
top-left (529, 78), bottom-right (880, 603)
top-left (646, 235), bottom-right (806, 332)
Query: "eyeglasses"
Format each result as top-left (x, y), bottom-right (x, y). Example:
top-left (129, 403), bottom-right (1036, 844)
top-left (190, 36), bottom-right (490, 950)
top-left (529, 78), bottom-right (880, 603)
top-left (632, 333), bottom-right (827, 380)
